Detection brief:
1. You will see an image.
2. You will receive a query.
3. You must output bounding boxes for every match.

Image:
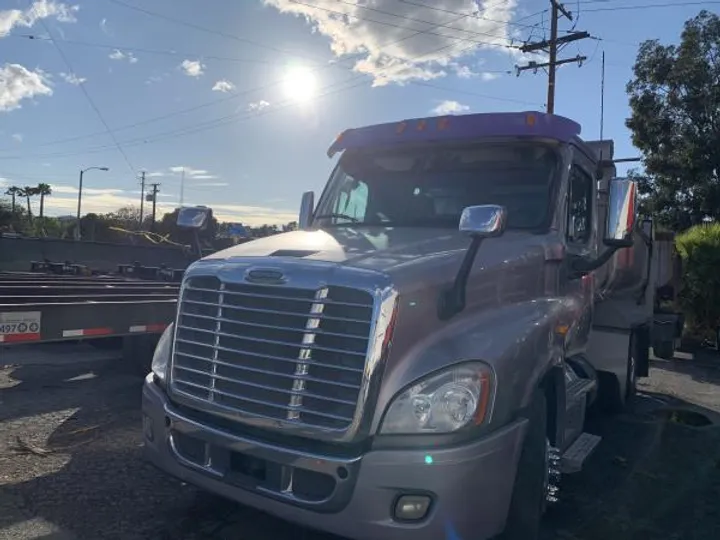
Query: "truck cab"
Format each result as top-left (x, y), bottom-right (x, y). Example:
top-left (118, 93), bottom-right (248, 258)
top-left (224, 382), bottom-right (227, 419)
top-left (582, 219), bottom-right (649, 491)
top-left (142, 111), bottom-right (645, 540)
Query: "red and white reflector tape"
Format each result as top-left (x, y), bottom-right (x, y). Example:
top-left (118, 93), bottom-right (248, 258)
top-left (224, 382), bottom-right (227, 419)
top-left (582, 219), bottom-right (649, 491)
top-left (0, 333), bottom-right (41, 343)
top-left (62, 328), bottom-right (114, 338)
top-left (129, 324), bottom-right (168, 334)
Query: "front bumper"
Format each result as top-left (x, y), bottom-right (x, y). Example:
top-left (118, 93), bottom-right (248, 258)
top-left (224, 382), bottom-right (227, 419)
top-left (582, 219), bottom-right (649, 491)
top-left (142, 376), bottom-right (527, 540)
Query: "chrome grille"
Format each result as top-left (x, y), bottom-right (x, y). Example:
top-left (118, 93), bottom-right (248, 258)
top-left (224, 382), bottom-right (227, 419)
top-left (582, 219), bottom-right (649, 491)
top-left (170, 275), bottom-right (374, 430)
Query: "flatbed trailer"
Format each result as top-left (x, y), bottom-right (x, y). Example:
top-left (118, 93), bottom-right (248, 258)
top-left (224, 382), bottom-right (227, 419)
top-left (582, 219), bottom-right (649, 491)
top-left (0, 272), bottom-right (179, 371)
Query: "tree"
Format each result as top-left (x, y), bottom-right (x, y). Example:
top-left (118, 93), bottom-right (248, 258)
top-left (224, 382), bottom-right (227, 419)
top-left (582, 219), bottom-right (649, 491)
top-left (36, 183), bottom-right (52, 218)
top-left (626, 10), bottom-right (720, 231)
top-left (18, 186), bottom-right (37, 218)
top-left (4, 186), bottom-right (20, 213)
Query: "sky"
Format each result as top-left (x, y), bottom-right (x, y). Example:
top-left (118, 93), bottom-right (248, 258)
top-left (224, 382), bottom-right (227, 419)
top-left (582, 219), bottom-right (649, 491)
top-left (0, 0), bottom-right (716, 226)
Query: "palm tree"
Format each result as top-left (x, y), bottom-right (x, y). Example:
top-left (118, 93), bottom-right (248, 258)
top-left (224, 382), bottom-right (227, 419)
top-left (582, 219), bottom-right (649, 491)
top-left (36, 183), bottom-right (52, 218)
top-left (4, 186), bottom-right (20, 213)
top-left (19, 186), bottom-right (37, 219)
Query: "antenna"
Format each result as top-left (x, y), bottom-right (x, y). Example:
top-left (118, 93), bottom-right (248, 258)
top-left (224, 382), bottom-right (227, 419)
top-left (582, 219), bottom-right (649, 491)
top-left (180, 167), bottom-right (185, 206)
top-left (600, 51), bottom-right (605, 141)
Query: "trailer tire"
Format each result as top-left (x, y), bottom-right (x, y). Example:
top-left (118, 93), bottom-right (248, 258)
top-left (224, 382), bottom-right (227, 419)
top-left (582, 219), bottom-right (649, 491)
top-left (498, 391), bottom-right (548, 540)
top-left (122, 334), bottom-right (159, 377)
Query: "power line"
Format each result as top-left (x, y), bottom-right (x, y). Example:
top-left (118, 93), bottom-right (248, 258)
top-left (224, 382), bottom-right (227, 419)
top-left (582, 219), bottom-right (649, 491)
top-left (395, 0), bottom-right (554, 32)
top-left (580, 0), bottom-right (720, 12)
top-left (285, 0), bottom-right (521, 51)
top-left (325, 0), bottom-right (523, 43)
top-left (106, 0), bottom-right (334, 67)
top-left (8, 33), bottom-right (289, 66)
top-left (30, 5), bottom-right (136, 173)
top-left (4, 9), bottom-right (533, 160)
top-left (3, 3), bottom-right (492, 154)
top-left (0, 36), bottom-right (541, 162)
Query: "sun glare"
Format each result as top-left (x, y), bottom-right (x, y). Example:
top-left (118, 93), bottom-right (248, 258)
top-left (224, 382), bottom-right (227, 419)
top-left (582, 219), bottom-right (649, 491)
top-left (283, 67), bottom-right (317, 103)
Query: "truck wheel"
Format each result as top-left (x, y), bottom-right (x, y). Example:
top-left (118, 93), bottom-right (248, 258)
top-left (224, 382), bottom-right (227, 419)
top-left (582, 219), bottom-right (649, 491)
top-left (498, 391), bottom-right (548, 540)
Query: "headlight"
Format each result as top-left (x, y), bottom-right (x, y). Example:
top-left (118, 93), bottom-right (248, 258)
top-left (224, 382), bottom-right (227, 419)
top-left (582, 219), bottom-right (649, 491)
top-left (151, 323), bottom-right (174, 385)
top-left (379, 362), bottom-right (493, 435)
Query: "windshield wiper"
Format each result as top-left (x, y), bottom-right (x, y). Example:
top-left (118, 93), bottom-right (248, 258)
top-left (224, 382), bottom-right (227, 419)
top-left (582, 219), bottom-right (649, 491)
top-left (313, 213), bottom-right (360, 222)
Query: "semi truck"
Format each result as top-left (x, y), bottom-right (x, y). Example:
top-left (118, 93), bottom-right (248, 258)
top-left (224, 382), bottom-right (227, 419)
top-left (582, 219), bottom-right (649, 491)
top-left (142, 111), bottom-right (677, 540)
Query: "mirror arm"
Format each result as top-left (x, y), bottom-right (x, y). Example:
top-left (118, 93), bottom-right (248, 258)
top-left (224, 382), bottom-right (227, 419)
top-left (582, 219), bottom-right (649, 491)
top-left (438, 236), bottom-right (483, 320)
top-left (571, 245), bottom-right (622, 276)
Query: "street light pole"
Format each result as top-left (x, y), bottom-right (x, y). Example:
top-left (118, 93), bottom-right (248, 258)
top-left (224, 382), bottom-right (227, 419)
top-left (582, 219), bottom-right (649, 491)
top-left (76, 166), bottom-right (109, 240)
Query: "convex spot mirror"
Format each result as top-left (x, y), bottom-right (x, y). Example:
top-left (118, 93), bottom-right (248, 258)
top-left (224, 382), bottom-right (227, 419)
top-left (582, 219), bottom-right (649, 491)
top-left (299, 191), bottom-right (315, 230)
top-left (604, 178), bottom-right (637, 248)
top-left (459, 204), bottom-right (508, 238)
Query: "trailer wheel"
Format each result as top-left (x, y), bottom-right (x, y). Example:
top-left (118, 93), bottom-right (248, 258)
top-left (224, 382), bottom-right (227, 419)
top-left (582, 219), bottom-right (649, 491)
top-left (498, 391), bottom-right (548, 540)
top-left (122, 334), bottom-right (160, 377)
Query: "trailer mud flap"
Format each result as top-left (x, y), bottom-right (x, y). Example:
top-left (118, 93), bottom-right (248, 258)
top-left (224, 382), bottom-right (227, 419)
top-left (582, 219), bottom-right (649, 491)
top-left (635, 324), bottom-right (650, 377)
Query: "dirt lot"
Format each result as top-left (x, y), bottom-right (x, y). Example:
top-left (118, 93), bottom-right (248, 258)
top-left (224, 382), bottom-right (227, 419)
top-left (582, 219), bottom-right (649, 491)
top-left (1, 343), bottom-right (720, 540)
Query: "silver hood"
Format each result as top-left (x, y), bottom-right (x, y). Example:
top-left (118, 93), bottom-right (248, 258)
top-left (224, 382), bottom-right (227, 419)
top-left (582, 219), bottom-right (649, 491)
top-left (201, 227), bottom-right (553, 291)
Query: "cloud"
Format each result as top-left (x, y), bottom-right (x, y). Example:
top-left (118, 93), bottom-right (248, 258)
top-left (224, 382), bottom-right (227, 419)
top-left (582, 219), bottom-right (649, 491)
top-left (263, 0), bottom-right (520, 86)
top-left (59, 71), bottom-right (86, 85)
top-left (51, 185), bottom-right (124, 195)
top-left (11, 133), bottom-right (22, 142)
top-left (247, 100), bottom-right (270, 112)
top-left (481, 72), bottom-right (500, 81)
top-left (431, 100), bottom-right (469, 115)
top-left (212, 79), bottom-right (235, 93)
top-left (108, 49), bottom-right (138, 63)
top-left (43, 186), bottom-right (296, 226)
top-left (0, 63), bottom-right (53, 112)
top-left (180, 59), bottom-right (205, 77)
top-left (149, 166), bottom-right (219, 181)
top-left (0, 0), bottom-right (78, 38)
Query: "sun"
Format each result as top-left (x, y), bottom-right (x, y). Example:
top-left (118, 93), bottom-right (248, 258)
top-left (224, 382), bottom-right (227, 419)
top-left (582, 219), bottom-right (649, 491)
top-left (282, 66), bottom-right (317, 103)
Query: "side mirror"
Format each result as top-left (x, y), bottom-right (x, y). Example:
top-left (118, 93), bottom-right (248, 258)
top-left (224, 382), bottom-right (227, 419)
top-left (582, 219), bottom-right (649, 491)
top-left (459, 204), bottom-right (508, 238)
top-left (604, 178), bottom-right (637, 248)
top-left (177, 206), bottom-right (211, 230)
top-left (298, 191), bottom-right (315, 230)
top-left (438, 204), bottom-right (508, 321)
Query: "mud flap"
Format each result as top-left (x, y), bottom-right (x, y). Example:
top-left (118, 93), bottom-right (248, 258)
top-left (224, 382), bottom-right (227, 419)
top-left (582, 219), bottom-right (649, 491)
top-left (635, 324), bottom-right (650, 377)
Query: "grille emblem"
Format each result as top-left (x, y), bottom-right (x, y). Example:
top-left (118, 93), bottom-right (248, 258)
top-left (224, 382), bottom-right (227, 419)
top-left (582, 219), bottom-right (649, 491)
top-left (245, 268), bottom-right (286, 285)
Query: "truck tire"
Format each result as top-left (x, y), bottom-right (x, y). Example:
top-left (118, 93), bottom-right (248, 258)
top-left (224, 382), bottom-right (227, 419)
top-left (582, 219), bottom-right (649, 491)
top-left (597, 332), bottom-right (638, 414)
top-left (122, 334), bottom-right (160, 377)
top-left (498, 391), bottom-right (548, 540)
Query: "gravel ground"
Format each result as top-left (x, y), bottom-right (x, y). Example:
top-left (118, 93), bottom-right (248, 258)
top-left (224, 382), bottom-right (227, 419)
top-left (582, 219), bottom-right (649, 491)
top-left (1, 343), bottom-right (720, 540)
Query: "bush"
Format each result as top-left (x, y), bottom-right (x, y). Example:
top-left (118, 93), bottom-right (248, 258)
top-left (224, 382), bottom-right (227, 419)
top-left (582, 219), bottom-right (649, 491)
top-left (675, 223), bottom-right (720, 337)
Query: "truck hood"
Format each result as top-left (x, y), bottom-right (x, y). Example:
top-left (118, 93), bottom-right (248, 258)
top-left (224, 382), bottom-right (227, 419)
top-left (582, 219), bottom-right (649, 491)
top-left (202, 227), bottom-right (555, 289)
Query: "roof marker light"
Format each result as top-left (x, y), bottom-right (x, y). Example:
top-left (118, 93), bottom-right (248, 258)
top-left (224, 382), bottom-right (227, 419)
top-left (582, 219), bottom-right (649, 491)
top-left (437, 117), bottom-right (450, 131)
top-left (526, 113), bottom-right (537, 126)
top-left (416, 119), bottom-right (427, 131)
top-left (396, 122), bottom-right (407, 134)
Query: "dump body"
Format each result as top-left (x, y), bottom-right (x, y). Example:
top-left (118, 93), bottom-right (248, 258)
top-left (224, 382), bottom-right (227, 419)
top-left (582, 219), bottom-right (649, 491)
top-left (142, 111), bottom-right (650, 540)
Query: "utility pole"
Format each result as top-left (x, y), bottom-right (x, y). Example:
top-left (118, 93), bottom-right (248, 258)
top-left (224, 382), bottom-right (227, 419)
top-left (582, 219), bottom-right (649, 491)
top-left (139, 171), bottom-right (146, 227)
top-left (516, 0), bottom-right (590, 114)
top-left (180, 167), bottom-right (185, 206)
top-left (149, 182), bottom-right (160, 232)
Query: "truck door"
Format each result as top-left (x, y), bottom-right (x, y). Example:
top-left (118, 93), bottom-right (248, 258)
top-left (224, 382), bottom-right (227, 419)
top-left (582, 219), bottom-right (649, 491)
top-left (562, 149), bottom-right (598, 356)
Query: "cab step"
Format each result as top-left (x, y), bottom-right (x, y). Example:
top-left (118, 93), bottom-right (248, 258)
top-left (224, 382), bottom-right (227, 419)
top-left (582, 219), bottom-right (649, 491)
top-left (560, 432), bottom-right (602, 474)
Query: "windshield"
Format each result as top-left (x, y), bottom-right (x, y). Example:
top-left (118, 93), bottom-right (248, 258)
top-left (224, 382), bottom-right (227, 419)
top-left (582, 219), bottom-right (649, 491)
top-left (313, 141), bottom-right (559, 230)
